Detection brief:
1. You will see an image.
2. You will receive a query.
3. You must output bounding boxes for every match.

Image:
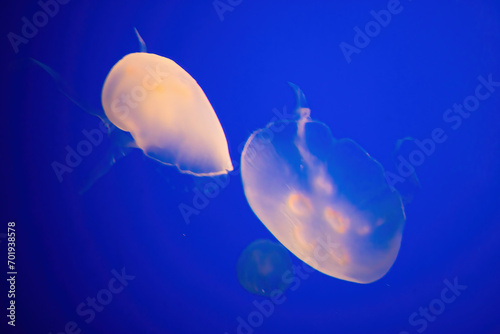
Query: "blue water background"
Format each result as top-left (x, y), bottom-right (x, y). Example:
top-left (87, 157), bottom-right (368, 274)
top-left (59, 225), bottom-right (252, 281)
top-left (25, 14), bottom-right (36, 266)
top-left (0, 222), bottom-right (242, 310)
top-left (1, 1), bottom-right (500, 333)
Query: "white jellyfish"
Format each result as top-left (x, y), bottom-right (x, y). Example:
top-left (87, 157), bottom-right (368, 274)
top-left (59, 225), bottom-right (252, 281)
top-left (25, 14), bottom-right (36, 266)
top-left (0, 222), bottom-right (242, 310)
top-left (240, 84), bottom-right (406, 284)
top-left (32, 30), bottom-right (232, 192)
top-left (101, 30), bottom-right (233, 176)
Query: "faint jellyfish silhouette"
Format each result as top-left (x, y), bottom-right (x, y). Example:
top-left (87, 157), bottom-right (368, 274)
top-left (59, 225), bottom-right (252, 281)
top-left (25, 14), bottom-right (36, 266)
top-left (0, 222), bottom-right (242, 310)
top-left (389, 137), bottom-right (422, 204)
top-left (237, 239), bottom-right (294, 296)
top-left (101, 29), bottom-right (233, 177)
top-left (240, 83), bottom-right (407, 284)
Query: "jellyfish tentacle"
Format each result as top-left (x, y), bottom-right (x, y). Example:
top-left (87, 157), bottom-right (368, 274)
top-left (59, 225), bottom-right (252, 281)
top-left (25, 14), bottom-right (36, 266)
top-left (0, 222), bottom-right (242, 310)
top-left (391, 137), bottom-right (422, 204)
top-left (288, 82), bottom-right (311, 120)
top-left (79, 141), bottom-right (133, 195)
top-left (288, 83), bottom-right (311, 142)
top-left (289, 84), bottom-right (323, 185)
top-left (27, 58), bottom-right (138, 192)
top-left (134, 27), bottom-right (147, 53)
top-left (27, 58), bottom-right (111, 129)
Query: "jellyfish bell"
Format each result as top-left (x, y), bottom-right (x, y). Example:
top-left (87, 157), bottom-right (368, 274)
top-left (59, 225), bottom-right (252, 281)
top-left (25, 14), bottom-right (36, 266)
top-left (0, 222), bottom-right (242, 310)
top-left (101, 32), bottom-right (233, 177)
top-left (241, 84), bottom-right (407, 284)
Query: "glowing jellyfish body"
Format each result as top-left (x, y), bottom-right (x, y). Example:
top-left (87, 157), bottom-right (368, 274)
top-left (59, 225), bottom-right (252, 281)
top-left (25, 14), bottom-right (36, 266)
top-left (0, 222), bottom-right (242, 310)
top-left (102, 52), bottom-right (233, 176)
top-left (236, 239), bottom-right (294, 296)
top-left (241, 85), bottom-right (406, 284)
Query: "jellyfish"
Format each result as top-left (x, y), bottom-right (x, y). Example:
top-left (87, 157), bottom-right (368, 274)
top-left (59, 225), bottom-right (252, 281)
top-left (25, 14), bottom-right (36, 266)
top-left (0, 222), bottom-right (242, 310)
top-left (236, 239), bottom-right (294, 296)
top-left (31, 29), bottom-right (232, 192)
top-left (101, 29), bottom-right (233, 177)
top-left (240, 84), bottom-right (407, 284)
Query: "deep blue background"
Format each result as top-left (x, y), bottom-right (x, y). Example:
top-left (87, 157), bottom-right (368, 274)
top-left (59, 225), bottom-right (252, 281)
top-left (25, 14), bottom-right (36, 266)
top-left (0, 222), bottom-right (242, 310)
top-left (1, 0), bottom-right (500, 333)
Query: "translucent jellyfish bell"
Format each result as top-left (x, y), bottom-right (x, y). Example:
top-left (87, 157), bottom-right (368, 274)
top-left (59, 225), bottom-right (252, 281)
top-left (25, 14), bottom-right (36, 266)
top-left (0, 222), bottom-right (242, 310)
top-left (241, 84), bottom-right (406, 284)
top-left (236, 239), bottom-right (294, 296)
top-left (101, 32), bottom-right (233, 176)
